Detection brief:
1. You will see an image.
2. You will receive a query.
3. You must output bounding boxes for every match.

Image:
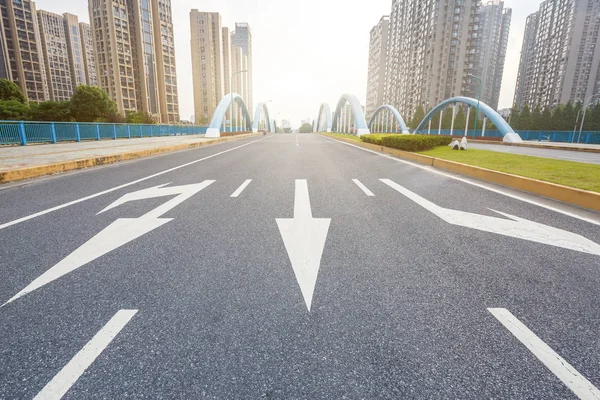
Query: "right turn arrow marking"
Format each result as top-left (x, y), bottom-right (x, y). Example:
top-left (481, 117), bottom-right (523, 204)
top-left (277, 180), bottom-right (331, 311)
top-left (381, 179), bottom-right (600, 256)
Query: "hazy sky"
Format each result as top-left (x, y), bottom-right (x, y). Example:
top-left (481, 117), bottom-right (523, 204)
top-left (34, 0), bottom-right (543, 126)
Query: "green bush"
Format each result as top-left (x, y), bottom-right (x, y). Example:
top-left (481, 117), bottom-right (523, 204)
top-left (361, 134), bottom-right (452, 152)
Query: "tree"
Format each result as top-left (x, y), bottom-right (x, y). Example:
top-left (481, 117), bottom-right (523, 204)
top-left (540, 107), bottom-right (552, 131)
top-left (519, 105), bottom-right (532, 130)
top-left (29, 101), bottom-right (72, 121)
top-left (441, 107), bottom-right (453, 129)
top-left (70, 85), bottom-right (117, 122)
top-left (453, 107), bottom-right (466, 130)
top-left (532, 105), bottom-right (543, 130)
top-left (509, 106), bottom-right (520, 129)
top-left (562, 101), bottom-right (576, 131)
top-left (0, 79), bottom-right (26, 103)
top-left (126, 111), bottom-right (156, 124)
top-left (410, 105), bottom-right (425, 129)
top-left (0, 100), bottom-right (29, 120)
top-left (299, 123), bottom-right (313, 133)
top-left (550, 105), bottom-right (565, 131)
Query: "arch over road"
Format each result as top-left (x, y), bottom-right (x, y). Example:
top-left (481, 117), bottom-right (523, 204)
top-left (332, 94), bottom-right (370, 136)
top-left (252, 103), bottom-right (272, 133)
top-left (368, 104), bottom-right (410, 134)
top-left (315, 103), bottom-right (332, 132)
top-left (206, 93), bottom-right (253, 138)
top-left (414, 96), bottom-right (523, 143)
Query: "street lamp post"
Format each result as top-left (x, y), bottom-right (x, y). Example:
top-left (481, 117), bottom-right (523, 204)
top-left (230, 70), bottom-right (248, 135)
top-left (468, 74), bottom-right (482, 139)
top-left (578, 94), bottom-right (598, 143)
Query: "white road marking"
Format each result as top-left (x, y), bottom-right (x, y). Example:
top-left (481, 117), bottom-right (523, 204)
top-left (352, 179), bottom-right (375, 196)
top-left (34, 309), bottom-right (138, 400)
top-left (381, 179), bottom-right (600, 256)
top-left (488, 308), bottom-right (600, 400)
top-left (0, 136), bottom-right (270, 231)
top-left (230, 179), bottom-right (252, 197)
top-left (276, 180), bottom-right (330, 311)
top-left (322, 135), bottom-right (600, 226)
top-left (2, 182), bottom-right (213, 306)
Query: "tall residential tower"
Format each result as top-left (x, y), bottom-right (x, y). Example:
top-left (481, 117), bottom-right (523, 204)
top-left (365, 16), bottom-right (389, 120)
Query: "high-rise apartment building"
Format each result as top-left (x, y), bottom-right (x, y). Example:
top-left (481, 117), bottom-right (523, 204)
top-left (79, 22), bottom-right (97, 86)
top-left (514, 0), bottom-right (600, 110)
top-left (190, 10), bottom-right (225, 125)
top-left (382, 0), bottom-right (511, 118)
top-left (365, 16), bottom-right (389, 120)
top-left (63, 13), bottom-right (86, 89)
top-left (89, 0), bottom-right (178, 121)
top-left (37, 10), bottom-right (73, 101)
top-left (152, 0), bottom-right (179, 122)
top-left (477, 1), bottom-right (511, 110)
top-left (232, 23), bottom-right (253, 114)
top-left (0, 0), bottom-right (48, 102)
top-left (222, 27), bottom-right (232, 120)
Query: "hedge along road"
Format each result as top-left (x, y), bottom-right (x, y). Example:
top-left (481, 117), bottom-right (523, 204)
top-left (0, 133), bottom-right (599, 399)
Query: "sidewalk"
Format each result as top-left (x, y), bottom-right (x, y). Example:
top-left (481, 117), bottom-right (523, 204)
top-left (0, 133), bottom-right (258, 183)
top-left (472, 139), bottom-right (600, 153)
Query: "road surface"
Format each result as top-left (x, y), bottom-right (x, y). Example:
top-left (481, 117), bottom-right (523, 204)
top-left (1, 133), bottom-right (599, 399)
top-left (470, 142), bottom-right (600, 164)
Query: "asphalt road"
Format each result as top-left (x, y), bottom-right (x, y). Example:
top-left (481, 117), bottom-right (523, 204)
top-left (470, 142), bottom-right (600, 164)
top-left (1, 133), bottom-right (599, 399)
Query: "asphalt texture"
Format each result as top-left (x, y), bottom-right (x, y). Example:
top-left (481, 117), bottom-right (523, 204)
top-left (470, 142), bottom-right (600, 164)
top-left (1, 133), bottom-right (599, 399)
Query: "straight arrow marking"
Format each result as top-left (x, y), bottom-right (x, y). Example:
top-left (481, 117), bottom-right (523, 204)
top-left (2, 181), bottom-right (214, 307)
top-left (380, 179), bottom-right (600, 256)
top-left (276, 180), bottom-right (330, 311)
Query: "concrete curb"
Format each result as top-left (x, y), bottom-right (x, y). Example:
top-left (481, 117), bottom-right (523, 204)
top-left (0, 133), bottom-right (260, 184)
top-left (322, 134), bottom-right (600, 212)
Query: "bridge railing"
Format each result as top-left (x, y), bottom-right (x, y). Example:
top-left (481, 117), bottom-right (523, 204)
top-left (0, 121), bottom-right (208, 146)
top-left (414, 129), bottom-right (600, 144)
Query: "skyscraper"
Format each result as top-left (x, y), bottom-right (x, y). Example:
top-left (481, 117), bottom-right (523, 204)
top-left (514, 0), bottom-right (600, 110)
top-left (383, 0), bottom-right (511, 119)
top-left (89, 0), bottom-right (178, 121)
top-left (37, 10), bottom-right (73, 101)
top-left (477, 1), bottom-right (511, 110)
top-left (63, 13), bottom-right (87, 89)
top-left (0, 0), bottom-right (49, 102)
top-left (365, 16), bottom-right (389, 121)
top-left (222, 27), bottom-right (232, 120)
top-left (79, 22), bottom-right (97, 86)
top-left (190, 10), bottom-right (224, 125)
top-left (232, 23), bottom-right (253, 114)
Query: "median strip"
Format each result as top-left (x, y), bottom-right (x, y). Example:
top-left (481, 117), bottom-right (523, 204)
top-left (321, 133), bottom-right (600, 212)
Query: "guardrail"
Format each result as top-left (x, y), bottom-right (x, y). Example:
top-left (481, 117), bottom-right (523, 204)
top-left (0, 121), bottom-right (209, 145)
top-left (414, 129), bottom-right (600, 144)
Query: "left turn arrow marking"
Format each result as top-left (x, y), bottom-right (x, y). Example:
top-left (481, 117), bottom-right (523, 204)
top-left (2, 181), bottom-right (214, 307)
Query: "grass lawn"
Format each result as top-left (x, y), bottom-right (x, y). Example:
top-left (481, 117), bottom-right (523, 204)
top-left (419, 146), bottom-right (600, 192)
top-left (319, 132), bottom-right (362, 142)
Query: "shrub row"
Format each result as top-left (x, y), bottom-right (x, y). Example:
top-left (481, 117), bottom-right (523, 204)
top-left (361, 134), bottom-right (452, 152)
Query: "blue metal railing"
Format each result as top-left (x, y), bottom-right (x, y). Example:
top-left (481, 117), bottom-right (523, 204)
top-left (414, 129), bottom-right (600, 144)
top-left (0, 121), bottom-right (209, 145)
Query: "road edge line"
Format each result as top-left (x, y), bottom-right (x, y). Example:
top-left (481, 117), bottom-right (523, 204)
top-left (320, 134), bottom-right (600, 213)
top-left (0, 134), bottom-right (261, 184)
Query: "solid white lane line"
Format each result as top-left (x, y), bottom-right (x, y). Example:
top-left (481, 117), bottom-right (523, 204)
top-left (321, 135), bottom-right (600, 226)
top-left (352, 179), bottom-right (375, 196)
top-left (0, 136), bottom-right (270, 231)
top-left (230, 179), bottom-right (252, 198)
top-left (34, 310), bottom-right (138, 400)
top-left (488, 308), bottom-right (600, 400)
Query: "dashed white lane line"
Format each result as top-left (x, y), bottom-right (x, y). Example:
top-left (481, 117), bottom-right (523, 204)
top-left (34, 310), bottom-right (138, 400)
top-left (352, 179), bottom-right (375, 196)
top-left (0, 136), bottom-right (271, 231)
top-left (230, 179), bottom-right (252, 198)
top-left (488, 308), bottom-right (600, 400)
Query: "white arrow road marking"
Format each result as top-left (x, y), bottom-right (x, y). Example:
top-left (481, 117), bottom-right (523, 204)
top-left (489, 308), bottom-right (600, 400)
top-left (2, 181), bottom-right (214, 307)
top-left (34, 310), bottom-right (138, 400)
top-left (230, 179), bottom-right (252, 197)
top-left (276, 180), bottom-right (331, 311)
top-left (380, 179), bottom-right (600, 256)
